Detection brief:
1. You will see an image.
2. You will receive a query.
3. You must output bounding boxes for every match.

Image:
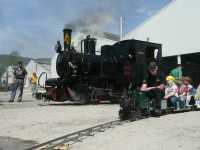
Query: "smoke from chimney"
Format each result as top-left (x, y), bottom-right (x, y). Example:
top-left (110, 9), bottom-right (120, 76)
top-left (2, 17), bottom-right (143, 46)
top-left (65, 12), bottom-right (114, 37)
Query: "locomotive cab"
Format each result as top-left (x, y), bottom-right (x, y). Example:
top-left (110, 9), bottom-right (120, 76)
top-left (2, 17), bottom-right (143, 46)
top-left (115, 40), bottom-right (162, 119)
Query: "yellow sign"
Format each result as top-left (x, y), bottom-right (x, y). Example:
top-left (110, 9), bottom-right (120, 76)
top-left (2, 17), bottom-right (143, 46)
top-left (64, 34), bottom-right (71, 45)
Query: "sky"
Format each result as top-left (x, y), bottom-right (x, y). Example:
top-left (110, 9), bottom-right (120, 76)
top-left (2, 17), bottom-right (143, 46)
top-left (0, 0), bottom-right (171, 58)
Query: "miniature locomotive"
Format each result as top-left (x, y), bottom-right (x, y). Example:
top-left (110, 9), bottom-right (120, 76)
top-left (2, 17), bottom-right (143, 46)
top-left (45, 28), bottom-right (162, 105)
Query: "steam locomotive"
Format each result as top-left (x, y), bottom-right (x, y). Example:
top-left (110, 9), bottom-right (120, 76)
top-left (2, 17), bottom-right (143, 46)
top-left (45, 28), bottom-right (162, 104)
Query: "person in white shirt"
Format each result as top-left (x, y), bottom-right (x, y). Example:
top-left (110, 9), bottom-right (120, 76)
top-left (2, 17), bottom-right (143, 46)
top-left (164, 76), bottom-right (179, 109)
top-left (195, 84), bottom-right (200, 108)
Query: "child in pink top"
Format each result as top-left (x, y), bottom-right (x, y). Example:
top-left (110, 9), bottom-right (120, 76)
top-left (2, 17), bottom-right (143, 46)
top-left (179, 76), bottom-right (194, 106)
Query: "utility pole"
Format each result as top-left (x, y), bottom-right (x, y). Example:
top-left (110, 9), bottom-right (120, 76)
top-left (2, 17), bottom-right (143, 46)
top-left (6, 69), bottom-right (8, 89)
top-left (177, 55), bottom-right (181, 65)
top-left (120, 16), bottom-right (123, 41)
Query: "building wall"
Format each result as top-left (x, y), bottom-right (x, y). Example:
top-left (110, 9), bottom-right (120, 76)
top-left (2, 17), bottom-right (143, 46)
top-left (1, 61), bottom-right (51, 88)
top-left (124, 0), bottom-right (200, 57)
top-left (1, 66), bottom-right (15, 87)
top-left (51, 54), bottom-right (59, 78)
top-left (162, 52), bottom-right (200, 86)
top-left (25, 60), bottom-right (50, 87)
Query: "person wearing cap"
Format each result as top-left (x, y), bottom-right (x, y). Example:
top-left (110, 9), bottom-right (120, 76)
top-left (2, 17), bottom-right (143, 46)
top-left (164, 75), bottom-right (180, 109)
top-left (9, 61), bottom-right (27, 102)
top-left (29, 72), bottom-right (38, 97)
top-left (170, 64), bottom-right (182, 80)
top-left (140, 62), bottom-right (165, 113)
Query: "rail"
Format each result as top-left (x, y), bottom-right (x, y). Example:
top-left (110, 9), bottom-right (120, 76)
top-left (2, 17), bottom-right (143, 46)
top-left (26, 120), bottom-right (128, 150)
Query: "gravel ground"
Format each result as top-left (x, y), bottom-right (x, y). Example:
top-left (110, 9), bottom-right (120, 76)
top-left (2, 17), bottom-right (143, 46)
top-left (0, 91), bottom-right (119, 150)
top-left (1, 91), bottom-right (200, 150)
top-left (73, 111), bottom-right (200, 150)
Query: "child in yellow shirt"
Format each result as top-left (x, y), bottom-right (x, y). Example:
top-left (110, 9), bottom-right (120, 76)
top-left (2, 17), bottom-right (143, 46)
top-left (29, 72), bottom-right (38, 97)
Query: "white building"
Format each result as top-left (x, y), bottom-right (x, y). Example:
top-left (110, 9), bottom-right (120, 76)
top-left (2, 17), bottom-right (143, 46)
top-left (124, 0), bottom-right (200, 59)
top-left (51, 54), bottom-right (59, 78)
top-left (1, 65), bottom-right (15, 87)
top-left (124, 0), bottom-right (200, 85)
top-left (1, 59), bottom-right (51, 89)
top-left (25, 60), bottom-right (51, 87)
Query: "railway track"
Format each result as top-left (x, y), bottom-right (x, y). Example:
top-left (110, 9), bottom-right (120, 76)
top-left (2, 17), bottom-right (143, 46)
top-left (26, 119), bottom-right (129, 150)
top-left (26, 107), bottom-right (196, 150)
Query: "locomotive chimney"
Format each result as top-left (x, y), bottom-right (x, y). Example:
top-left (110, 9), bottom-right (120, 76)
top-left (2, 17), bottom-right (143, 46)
top-left (63, 28), bottom-right (72, 51)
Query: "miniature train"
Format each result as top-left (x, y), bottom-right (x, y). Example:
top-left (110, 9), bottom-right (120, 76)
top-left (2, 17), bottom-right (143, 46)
top-left (44, 28), bottom-right (162, 104)
top-left (119, 87), bottom-right (198, 120)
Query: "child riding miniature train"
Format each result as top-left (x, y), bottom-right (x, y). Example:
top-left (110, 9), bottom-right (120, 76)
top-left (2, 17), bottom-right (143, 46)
top-left (119, 62), bottom-right (199, 120)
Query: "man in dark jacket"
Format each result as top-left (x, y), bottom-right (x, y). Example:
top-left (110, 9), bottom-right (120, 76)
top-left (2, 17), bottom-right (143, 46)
top-left (9, 61), bottom-right (27, 102)
top-left (140, 62), bottom-right (165, 114)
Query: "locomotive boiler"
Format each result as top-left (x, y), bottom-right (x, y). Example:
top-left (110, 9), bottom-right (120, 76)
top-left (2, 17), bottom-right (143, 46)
top-left (45, 28), bottom-right (162, 104)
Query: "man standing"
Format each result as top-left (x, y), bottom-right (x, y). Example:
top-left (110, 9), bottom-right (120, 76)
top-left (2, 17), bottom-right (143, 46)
top-left (9, 61), bottom-right (27, 102)
top-left (140, 62), bottom-right (165, 114)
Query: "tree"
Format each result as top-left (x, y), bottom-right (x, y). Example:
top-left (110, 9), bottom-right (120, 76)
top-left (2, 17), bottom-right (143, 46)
top-left (0, 50), bottom-right (21, 79)
top-left (8, 50), bottom-right (21, 65)
top-left (10, 50), bottom-right (20, 57)
top-left (0, 64), bottom-right (6, 80)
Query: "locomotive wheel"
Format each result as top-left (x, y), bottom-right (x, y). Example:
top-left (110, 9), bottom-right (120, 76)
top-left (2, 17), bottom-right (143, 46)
top-left (119, 109), bottom-right (131, 120)
top-left (153, 109), bottom-right (162, 117)
top-left (67, 84), bottom-right (91, 104)
top-left (79, 93), bottom-right (90, 104)
top-left (129, 111), bottom-right (136, 121)
top-left (78, 84), bottom-right (91, 104)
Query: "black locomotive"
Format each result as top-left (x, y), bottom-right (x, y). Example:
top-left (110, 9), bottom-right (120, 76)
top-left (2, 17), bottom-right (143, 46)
top-left (45, 28), bottom-right (162, 104)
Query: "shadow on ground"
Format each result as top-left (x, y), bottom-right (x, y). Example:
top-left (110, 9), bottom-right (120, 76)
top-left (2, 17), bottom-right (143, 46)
top-left (38, 101), bottom-right (114, 106)
top-left (0, 100), bottom-right (36, 103)
top-left (0, 136), bottom-right (38, 150)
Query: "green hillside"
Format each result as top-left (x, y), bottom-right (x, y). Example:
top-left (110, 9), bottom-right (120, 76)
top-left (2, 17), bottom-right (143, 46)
top-left (0, 55), bottom-right (30, 77)
top-left (0, 55), bottom-right (51, 78)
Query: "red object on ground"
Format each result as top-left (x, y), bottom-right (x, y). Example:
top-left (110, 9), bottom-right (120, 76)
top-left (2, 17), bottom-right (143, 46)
top-left (45, 87), bottom-right (70, 102)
